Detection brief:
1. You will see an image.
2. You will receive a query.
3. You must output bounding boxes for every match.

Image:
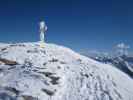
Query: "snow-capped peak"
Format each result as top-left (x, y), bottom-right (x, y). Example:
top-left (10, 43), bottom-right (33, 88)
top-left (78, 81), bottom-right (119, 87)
top-left (0, 42), bottom-right (133, 100)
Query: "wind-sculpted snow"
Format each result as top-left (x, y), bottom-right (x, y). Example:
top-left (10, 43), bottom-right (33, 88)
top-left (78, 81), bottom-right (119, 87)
top-left (0, 42), bottom-right (133, 100)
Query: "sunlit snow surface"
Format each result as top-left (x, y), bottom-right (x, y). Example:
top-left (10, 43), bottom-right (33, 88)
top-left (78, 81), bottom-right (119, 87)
top-left (0, 42), bottom-right (133, 100)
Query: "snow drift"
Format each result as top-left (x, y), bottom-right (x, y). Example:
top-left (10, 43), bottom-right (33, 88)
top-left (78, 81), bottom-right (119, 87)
top-left (0, 42), bottom-right (133, 100)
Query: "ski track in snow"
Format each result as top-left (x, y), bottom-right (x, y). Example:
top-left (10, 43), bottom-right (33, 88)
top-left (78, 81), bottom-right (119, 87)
top-left (0, 42), bottom-right (133, 100)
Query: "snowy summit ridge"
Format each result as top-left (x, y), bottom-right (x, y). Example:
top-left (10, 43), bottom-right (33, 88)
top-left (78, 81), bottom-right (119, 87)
top-left (0, 42), bottom-right (133, 100)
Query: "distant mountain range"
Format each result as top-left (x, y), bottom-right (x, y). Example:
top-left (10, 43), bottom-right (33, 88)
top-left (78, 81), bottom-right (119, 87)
top-left (82, 52), bottom-right (133, 78)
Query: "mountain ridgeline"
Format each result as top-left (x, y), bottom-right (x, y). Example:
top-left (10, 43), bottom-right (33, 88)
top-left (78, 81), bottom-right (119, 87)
top-left (88, 54), bottom-right (133, 78)
top-left (0, 43), bottom-right (133, 100)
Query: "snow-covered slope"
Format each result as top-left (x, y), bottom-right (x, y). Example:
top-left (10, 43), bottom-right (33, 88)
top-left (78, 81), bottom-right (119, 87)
top-left (0, 42), bottom-right (133, 100)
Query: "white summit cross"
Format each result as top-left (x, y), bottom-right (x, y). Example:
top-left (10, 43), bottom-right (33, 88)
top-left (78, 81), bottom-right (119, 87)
top-left (39, 21), bottom-right (47, 47)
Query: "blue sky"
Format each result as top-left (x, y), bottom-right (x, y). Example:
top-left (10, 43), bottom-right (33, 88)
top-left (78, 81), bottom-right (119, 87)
top-left (0, 0), bottom-right (132, 52)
